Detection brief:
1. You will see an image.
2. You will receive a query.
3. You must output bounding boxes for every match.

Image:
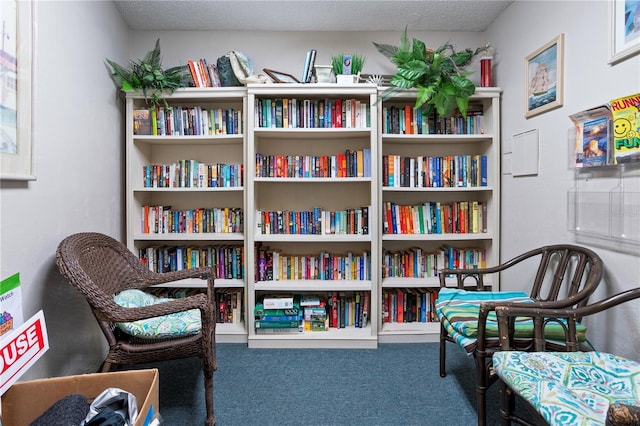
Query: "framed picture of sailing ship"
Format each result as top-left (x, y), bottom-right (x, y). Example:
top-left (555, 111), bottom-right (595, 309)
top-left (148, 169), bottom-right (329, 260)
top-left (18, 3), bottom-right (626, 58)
top-left (609, 0), bottom-right (640, 64)
top-left (525, 34), bottom-right (564, 118)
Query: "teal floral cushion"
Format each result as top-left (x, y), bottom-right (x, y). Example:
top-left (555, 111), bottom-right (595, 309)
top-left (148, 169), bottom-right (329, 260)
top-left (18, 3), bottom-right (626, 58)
top-left (493, 351), bottom-right (640, 425)
top-left (114, 289), bottom-right (201, 339)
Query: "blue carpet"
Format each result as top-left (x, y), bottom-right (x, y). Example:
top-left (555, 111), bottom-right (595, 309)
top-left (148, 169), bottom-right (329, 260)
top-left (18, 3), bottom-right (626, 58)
top-left (140, 343), bottom-right (511, 425)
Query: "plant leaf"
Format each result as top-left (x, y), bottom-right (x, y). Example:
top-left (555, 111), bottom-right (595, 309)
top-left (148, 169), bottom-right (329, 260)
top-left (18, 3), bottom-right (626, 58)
top-left (372, 42), bottom-right (398, 61)
top-left (412, 38), bottom-right (426, 62)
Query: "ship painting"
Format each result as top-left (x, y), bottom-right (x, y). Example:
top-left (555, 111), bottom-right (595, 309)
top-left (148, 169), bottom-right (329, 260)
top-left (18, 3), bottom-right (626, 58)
top-left (527, 40), bottom-right (560, 113)
top-left (529, 63), bottom-right (549, 96)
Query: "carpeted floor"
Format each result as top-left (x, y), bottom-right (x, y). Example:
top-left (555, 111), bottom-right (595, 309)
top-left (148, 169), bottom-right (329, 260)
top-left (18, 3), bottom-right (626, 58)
top-left (133, 342), bottom-right (524, 425)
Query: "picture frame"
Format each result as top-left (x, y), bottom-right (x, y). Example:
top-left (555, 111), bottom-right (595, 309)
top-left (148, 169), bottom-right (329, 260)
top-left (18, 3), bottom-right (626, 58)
top-left (1, 0), bottom-right (35, 181)
top-left (263, 68), bottom-right (300, 84)
top-left (609, 0), bottom-right (640, 64)
top-left (525, 34), bottom-right (564, 119)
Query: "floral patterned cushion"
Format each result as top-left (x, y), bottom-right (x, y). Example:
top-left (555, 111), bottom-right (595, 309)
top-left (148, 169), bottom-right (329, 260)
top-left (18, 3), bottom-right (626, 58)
top-left (114, 289), bottom-right (201, 339)
top-left (493, 351), bottom-right (640, 425)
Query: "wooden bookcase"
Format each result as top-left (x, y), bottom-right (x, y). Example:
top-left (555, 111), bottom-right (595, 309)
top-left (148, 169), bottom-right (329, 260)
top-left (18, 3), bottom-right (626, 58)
top-left (245, 84), bottom-right (379, 348)
top-left (377, 88), bottom-right (502, 343)
top-left (125, 88), bottom-right (248, 343)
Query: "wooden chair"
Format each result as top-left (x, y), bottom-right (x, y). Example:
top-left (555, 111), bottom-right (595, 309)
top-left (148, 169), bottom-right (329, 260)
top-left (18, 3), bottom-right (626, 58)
top-left (493, 286), bottom-right (640, 426)
top-left (55, 232), bottom-right (217, 426)
top-left (436, 244), bottom-right (604, 426)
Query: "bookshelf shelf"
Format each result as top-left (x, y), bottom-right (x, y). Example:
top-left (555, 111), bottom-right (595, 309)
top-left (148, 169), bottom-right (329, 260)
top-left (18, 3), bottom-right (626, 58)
top-left (255, 280), bottom-right (373, 291)
top-left (126, 88), bottom-right (248, 344)
top-left (378, 88), bottom-right (502, 342)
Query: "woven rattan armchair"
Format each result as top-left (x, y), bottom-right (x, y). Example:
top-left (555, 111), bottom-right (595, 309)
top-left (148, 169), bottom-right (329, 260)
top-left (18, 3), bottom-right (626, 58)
top-left (55, 232), bottom-right (217, 426)
top-left (436, 244), bottom-right (603, 426)
top-left (493, 286), bottom-right (640, 426)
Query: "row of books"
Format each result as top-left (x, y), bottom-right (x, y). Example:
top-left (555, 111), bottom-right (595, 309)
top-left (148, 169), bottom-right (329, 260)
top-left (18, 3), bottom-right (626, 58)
top-left (256, 248), bottom-right (371, 282)
top-left (254, 98), bottom-right (370, 129)
top-left (254, 292), bottom-right (370, 333)
top-left (255, 149), bottom-right (372, 179)
top-left (382, 103), bottom-right (485, 135)
top-left (217, 288), bottom-right (243, 324)
top-left (255, 206), bottom-right (369, 236)
top-left (382, 247), bottom-right (486, 279)
top-left (138, 244), bottom-right (244, 279)
top-left (186, 58), bottom-right (221, 88)
top-left (143, 162), bottom-right (243, 188)
top-left (133, 106), bottom-right (242, 136)
top-left (149, 287), bottom-right (243, 324)
top-left (141, 205), bottom-right (244, 234)
top-left (383, 154), bottom-right (487, 188)
top-left (382, 288), bottom-right (439, 323)
top-left (383, 201), bottom-right (487, 235)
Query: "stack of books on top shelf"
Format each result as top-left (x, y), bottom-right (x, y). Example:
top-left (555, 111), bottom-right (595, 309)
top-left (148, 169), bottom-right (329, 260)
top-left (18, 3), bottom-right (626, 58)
top-left (254, 295), bottom-right (303, 333)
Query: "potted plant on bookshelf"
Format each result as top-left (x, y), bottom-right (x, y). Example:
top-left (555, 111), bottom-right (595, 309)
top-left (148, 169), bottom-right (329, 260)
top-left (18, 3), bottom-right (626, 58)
top-left (105, 38), bottom-right (190, 109)
top-left (373, 27), bottom-right (489, 117)
top-left (331, 53), bottom-right (366, 84)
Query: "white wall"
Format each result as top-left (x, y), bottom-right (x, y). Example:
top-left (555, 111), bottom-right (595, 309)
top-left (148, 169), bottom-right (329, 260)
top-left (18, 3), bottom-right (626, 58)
top-left (486, 1), bottom-right (640, 359)
top-left (0, 0), bottom-right (129, 379)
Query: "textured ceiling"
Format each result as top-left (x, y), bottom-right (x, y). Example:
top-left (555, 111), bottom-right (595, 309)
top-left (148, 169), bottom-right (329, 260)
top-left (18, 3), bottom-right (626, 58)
top-left (114, 0), bottom-right (514, 32)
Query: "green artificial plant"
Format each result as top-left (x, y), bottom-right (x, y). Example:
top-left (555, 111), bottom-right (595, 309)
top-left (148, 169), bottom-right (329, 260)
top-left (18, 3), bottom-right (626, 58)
top-left (374, 28), bottom-right (488, 117)
top-left (105, 38), bottom-right (189, 108)
top-left (331, 53), bottom-right (366, 75)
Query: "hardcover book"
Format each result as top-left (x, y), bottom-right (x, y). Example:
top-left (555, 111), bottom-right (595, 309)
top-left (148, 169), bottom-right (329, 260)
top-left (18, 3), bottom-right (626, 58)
top-left (133, 109), bottom-right (152, 135)
top-left (610, 93), bottom-right (640, 164)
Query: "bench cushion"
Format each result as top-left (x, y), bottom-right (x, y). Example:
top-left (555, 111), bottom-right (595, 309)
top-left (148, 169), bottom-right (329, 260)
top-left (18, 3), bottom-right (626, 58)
top-left (493, 351), bottom-right (640, 425)
top-left (436, 288), bottom-right (586, 353)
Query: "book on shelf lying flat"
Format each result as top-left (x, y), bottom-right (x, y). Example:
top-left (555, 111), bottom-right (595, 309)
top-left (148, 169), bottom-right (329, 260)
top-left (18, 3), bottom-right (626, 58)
top-left (261, 295), bottom-right (294, 309)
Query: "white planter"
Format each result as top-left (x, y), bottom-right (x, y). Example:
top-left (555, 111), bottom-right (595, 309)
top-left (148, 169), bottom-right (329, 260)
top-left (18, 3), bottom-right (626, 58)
top-left (314, 65), bottom-right (333, 83)
top-left (336, 74), bottom-right (358, 84)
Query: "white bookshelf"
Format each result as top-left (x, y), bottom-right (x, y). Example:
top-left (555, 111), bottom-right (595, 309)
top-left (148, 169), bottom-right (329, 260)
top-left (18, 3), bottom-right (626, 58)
top-left (246, 83), bottom-right (379, 348)
top-left (123, 86), bottom-right (501, 347)
top-left (377, 88), bottom-right (502, 343)
top-left (125, 88), bottom-right (248, 343)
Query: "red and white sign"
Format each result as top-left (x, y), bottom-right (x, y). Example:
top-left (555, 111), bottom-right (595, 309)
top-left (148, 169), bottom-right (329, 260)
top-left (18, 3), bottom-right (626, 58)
top-left (0, 310), bottom-right (49, 396)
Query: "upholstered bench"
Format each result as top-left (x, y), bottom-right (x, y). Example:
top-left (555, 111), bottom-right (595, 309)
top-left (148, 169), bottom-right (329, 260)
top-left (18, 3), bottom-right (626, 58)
top-left (493, 351), bottom-right (640, 425)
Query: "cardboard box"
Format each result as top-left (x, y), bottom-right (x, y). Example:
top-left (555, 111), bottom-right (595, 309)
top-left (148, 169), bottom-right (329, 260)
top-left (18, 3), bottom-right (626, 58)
top-left (1, 369), bottom-right (159, 426)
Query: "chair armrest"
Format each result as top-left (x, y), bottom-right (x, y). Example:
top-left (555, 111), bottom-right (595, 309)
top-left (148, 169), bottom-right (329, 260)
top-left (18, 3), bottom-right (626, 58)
top-left (606, 403), bottom-right (640, 426)
top-left (438, 246), bottom-right (553, 290)
top-left (139, 266), bottom-right (214, 286)
top-left (494, 287), bottom-right (640, 351)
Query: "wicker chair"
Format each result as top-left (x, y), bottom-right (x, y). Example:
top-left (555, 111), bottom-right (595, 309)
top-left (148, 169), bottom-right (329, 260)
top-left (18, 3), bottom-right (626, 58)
top-left (493, 286), bottom-right (640, 426)
top-left (55, 232), bottom-right (217, 426)
top-left (436, 244), bottom-right (603, 426)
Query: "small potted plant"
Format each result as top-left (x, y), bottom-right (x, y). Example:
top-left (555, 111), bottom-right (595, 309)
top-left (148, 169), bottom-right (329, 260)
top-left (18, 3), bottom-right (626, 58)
top-left (374, 27), bottom-right (488, 117)
top-left (105, 38), bottom-right (189, 108)
top-left (331, 53), bottom-right (366, 84)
